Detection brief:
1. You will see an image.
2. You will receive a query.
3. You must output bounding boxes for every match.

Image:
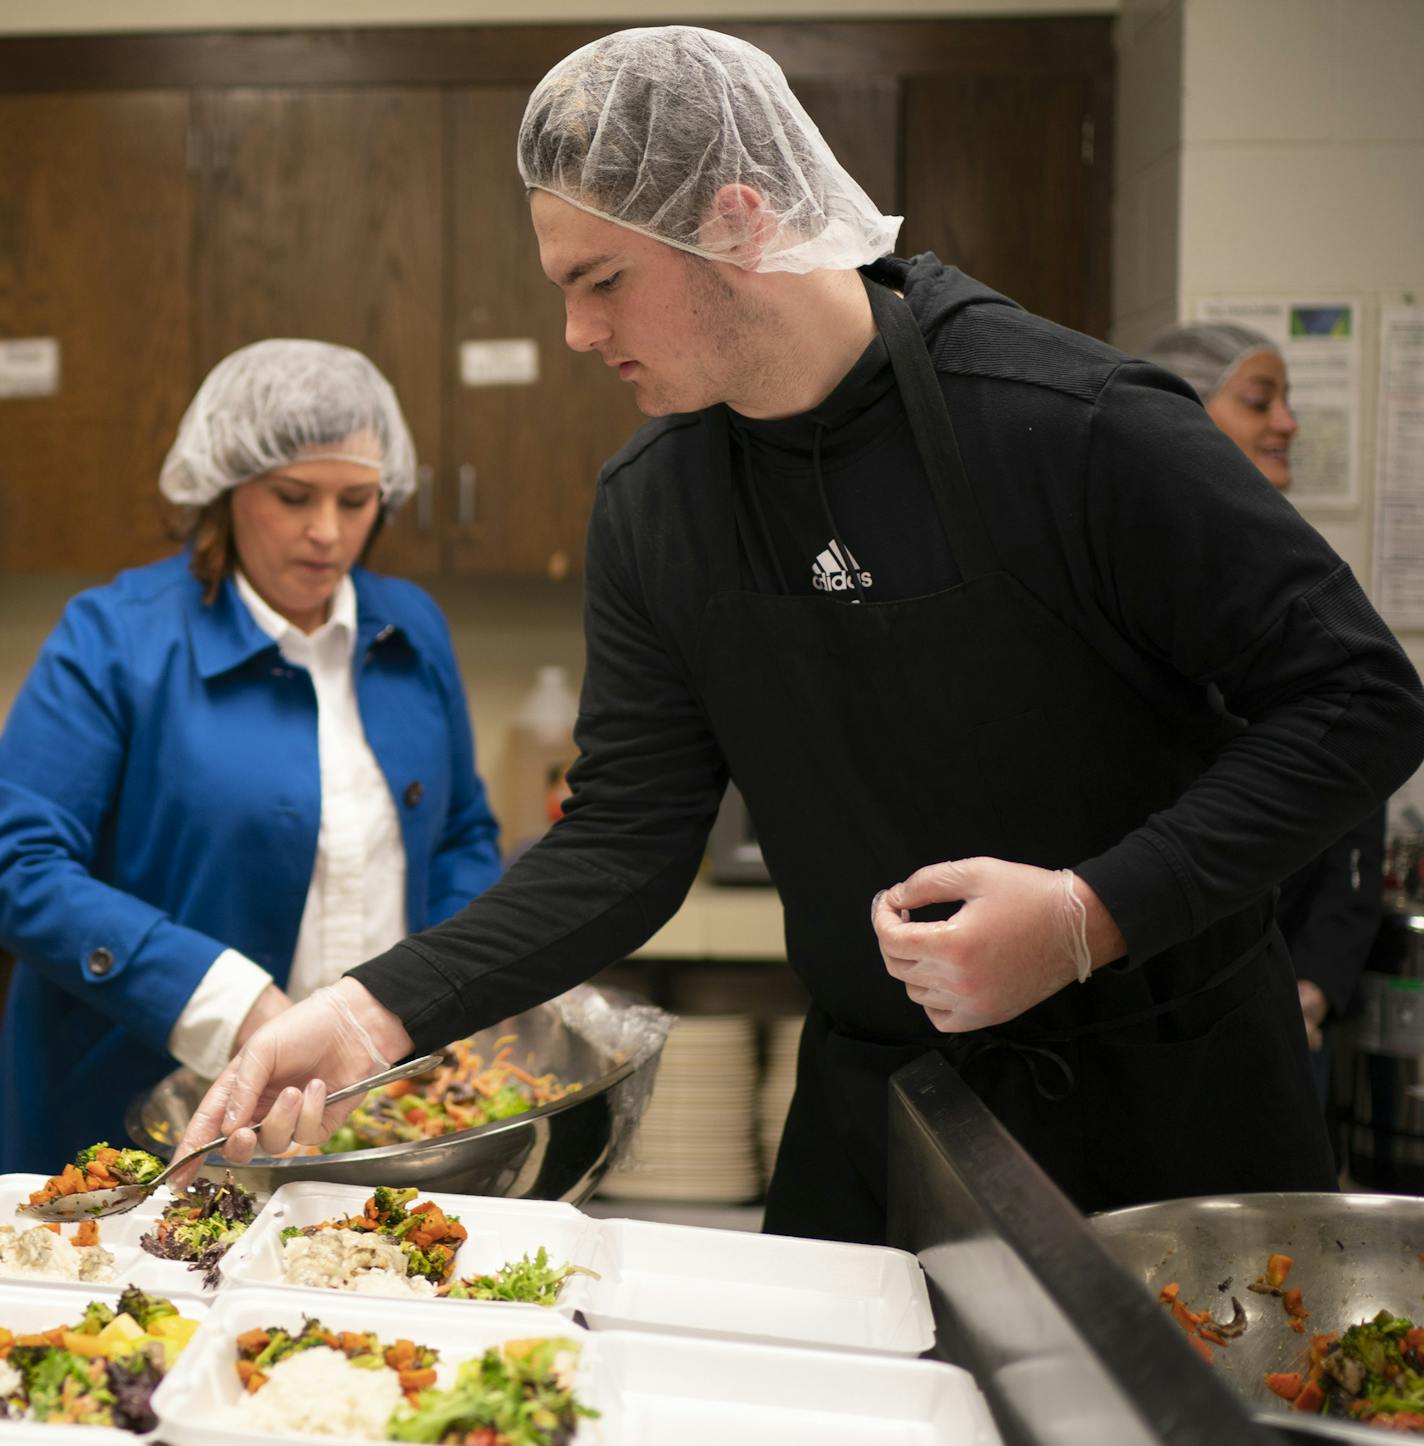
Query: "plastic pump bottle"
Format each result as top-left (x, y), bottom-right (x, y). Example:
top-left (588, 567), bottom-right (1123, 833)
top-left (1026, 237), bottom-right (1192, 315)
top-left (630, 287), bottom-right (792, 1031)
top-left (503, 665), bottom-right (580, 849)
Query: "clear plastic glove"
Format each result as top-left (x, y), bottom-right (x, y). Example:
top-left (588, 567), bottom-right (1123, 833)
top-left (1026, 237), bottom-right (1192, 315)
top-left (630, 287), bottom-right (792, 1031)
top-left (168, 978), bottom-right (413, 1188)
top-left (1297, 979), bottom-right (1328, 1051)
top-left (872, 857), bottom-right (1123, 1035)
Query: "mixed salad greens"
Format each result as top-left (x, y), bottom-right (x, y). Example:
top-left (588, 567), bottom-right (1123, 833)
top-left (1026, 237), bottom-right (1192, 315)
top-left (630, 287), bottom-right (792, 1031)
top-left (320, 1040), bottom-right (579, 1154)
top-left (444, 1248), bottom-right (598, 1308)
top-left (139, 1172), bottom-right (257, 1288)
top-left (387, 1337), bottom-right (594, 1445)
top-left (25, 1144), bottom-right (165, 1210)
top-left (0, 1287), bottom-right (198, 1432)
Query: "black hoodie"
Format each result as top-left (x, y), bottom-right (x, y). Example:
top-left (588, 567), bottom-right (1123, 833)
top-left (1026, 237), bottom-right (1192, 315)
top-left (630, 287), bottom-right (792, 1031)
top-left (353, 255), bottom-right (1424, 1048)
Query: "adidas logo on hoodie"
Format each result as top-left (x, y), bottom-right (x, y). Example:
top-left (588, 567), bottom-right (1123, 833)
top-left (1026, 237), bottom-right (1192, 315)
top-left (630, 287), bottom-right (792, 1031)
top-left (811, 539), bottom-right (874, 593)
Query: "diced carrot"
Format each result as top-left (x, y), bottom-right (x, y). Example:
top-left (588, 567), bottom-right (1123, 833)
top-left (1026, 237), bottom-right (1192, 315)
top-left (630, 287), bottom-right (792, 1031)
top-left (384, 1078), bottom-right (416, 1098)
top-left (1185, 1331), bottom-right (1215, 1365)
top-left (385, 1339), bottom-right (417, 1371)
top-left (1287, 1318), bottom-right (1307, 1334)
top-left (1265, 1372), bottom-right (1304, 1401)
top-left (1309, 1332), bottom-right (1339, 1365)
top-left (73, 1219), bottom-right (100, 1247)
top-left (1293, 1381), bottom-right (1325, 1413)
top-left (1283, 1289), bottom-right (1309, 1320)
top-left (1265, 1254), bottom-right (1293, 1289)
top-left (41, 1223), bottom-right (60, 1235)
top-left (398, 1367), bottom-right (436, 1393)
top-left (1171, 1301), bottom-right (1201, 1332)
top-left (236, 1328), bottom-right (271, 1354)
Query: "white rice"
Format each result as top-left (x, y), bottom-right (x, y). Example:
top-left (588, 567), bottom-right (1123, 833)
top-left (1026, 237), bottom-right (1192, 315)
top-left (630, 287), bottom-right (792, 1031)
top-left (0, 1223), bottom-right (116, 1283)
top-left (281, 1228), bottom-right (433, 1297)
top-left (241, 1346), bottom-right (404, 1440)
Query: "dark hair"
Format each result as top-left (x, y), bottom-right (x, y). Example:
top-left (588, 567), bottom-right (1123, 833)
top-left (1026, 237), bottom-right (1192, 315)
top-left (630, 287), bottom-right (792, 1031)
top-left (179, 490), bottom-right (385, 606)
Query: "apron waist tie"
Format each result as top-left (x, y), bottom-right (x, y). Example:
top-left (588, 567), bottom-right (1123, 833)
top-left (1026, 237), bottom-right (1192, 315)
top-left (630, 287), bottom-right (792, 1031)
top-left (957, 1035), bottom-right (1077, 1102)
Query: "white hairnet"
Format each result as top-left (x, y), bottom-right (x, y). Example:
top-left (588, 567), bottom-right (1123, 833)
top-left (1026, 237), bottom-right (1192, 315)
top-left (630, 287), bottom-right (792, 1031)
top-left (159, 339), bottom-right (418, 513)
top-left (1141, 323), bottom-right (1281, 403)
top-left (518, 25), bottom-right (902, 274)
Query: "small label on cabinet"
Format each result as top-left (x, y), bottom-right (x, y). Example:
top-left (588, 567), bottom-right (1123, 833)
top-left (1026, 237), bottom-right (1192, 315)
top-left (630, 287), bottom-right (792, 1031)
top-left (0, 337), bottom-right (60, 398)
top-left (459, 338), bottom-right (539, 387)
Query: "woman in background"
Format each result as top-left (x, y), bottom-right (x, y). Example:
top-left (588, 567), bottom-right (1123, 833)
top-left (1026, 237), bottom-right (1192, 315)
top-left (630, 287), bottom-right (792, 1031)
top-left (0, 339), bottom-right (501, 1169)
top-left (1144, 322), bottom-right (1385, 1105)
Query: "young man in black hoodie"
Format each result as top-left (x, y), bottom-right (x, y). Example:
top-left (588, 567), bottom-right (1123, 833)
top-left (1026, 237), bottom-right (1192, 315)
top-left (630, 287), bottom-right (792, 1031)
top-left (181, 26), bottom-right (1424, 1247)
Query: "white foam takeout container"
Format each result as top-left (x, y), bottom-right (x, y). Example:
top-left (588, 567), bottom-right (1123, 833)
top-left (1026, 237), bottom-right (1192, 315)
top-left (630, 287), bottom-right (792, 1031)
top-left (0, 1174), bottom-right (240, 1300)
top-left (580, 1217), bottom-right (937, 1356)
top-left (217, 1181), bottom-right (598, 1318)
top-left (149, 1286), bottom-right (588, 1446)
top-left (0, 1277), bottom-right (210, 1444)
top-left (151, 1285), bottom-right (998, 1446)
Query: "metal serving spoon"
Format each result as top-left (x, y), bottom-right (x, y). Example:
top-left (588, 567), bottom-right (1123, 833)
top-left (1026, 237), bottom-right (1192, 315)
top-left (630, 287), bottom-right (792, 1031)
top-left (19, 1053), bottom-right (444, 1223)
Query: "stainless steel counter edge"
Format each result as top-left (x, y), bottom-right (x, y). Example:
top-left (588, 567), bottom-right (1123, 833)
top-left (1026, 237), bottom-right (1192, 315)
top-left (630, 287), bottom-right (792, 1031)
top-left (887, 1052), bottom-right (1284, 1446)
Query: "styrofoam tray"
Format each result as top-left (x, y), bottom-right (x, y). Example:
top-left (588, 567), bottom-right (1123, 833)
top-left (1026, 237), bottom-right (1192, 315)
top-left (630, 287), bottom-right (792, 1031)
top-left (151, 1285), bottom-right (995, 1446)
top-left (149, 1287), bottom-right (589, 1446)
top-left (588, 1330), bottom-right (999, 1445)
top-left (217, 1181), bottom-right (597, 1315)
top-left (580, 1218), bottom-right (936, 1355)
top-left (0, 1174), bottom-right (237, 1299)
top-left (0, 1278), bottom-right (210, 1443)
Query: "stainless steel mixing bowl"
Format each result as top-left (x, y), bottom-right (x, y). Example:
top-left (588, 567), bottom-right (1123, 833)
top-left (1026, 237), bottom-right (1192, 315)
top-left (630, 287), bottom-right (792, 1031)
top-left (1090, 1192), bottom-right (1424, 1438)
top-left (125, 997), bottom-right (664, 1204)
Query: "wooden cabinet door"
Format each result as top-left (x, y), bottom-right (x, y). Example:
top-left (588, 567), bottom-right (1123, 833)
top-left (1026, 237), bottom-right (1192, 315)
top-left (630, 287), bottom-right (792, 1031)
top-left (192, 88), bottom-right (444, 576)
top-left (902, 71), bottom-right (1109, 339)
top-left (447, 86), bottom-right (642, 580)
top-left (0, 92), bottom-right (192, 573)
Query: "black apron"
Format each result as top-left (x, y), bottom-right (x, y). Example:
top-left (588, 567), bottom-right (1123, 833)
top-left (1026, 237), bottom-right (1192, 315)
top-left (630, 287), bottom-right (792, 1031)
top-left (693, 279), bottom-right (1336, 1245)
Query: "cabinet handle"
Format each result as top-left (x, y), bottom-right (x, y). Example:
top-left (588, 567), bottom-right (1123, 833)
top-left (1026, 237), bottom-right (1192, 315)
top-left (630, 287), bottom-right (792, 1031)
top-left (415, 463), bottom-right (434, 533)
top-left (458, 463), bottom-right (477, 527)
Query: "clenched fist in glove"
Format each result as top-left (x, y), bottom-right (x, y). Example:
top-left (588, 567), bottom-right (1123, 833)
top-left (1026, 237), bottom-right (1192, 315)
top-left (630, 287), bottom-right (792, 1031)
top-left (168, 978), bottom-right (414, 1188)
top-left (872, 857), bottom-right (1127, 1034)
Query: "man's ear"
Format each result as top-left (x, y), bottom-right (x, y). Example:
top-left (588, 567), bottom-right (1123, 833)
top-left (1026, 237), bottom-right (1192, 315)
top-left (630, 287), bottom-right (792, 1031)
top-left (700, 183), bottom-right (773, 267)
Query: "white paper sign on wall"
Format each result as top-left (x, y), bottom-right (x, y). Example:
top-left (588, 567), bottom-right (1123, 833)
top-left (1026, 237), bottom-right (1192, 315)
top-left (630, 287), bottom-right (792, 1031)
top-left (459, 339), bottom-right (539, 388)
top-left (0, 337), bottom-right (61, 399)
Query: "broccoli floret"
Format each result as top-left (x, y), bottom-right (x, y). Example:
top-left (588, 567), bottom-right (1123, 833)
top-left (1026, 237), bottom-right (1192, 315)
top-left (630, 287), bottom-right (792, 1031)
top-left (372, 1186), bottom-right (418, 1220)
top-left (75, 1300), bottom-right (115, 1336)
top-left (319, 1126), bottom-right (362, 1155)
top-left (279, 1226), bottom-right (307, 1243)
top-left (486, 1086), bottom-right (530, 1120)
top-left (115, 1286), bottom-right (177, 1331)
top-left (74, 1142), bottom-right (109, 1169)
top-left (111, 1149), bottom-right (164, 1186)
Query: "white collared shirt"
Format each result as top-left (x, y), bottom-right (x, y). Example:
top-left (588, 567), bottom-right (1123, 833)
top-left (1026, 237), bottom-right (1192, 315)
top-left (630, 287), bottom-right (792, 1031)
top-left (166, 569), bottom-right (408, 1079)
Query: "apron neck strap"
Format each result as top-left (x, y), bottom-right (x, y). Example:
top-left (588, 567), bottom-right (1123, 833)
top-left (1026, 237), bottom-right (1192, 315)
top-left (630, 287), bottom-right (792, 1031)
top-left (863, 275), bottom-right (998, 583)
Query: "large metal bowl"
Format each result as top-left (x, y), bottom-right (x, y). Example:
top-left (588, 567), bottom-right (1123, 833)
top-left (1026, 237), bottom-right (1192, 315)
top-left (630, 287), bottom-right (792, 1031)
top-left (125, 996), bottom-right (664, 1204)
top-left (1090, 1192), bottom-right (1424, 1438)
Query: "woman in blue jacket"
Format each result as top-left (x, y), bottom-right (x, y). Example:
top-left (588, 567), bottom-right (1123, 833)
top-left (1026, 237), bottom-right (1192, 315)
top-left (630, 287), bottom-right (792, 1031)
top-left (0, 339), bottom-right (502, 1170)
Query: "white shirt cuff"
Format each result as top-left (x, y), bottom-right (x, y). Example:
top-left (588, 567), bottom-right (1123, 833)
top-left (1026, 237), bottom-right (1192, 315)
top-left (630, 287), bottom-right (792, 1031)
top-left (166, 949), bottom-right (274, 1081)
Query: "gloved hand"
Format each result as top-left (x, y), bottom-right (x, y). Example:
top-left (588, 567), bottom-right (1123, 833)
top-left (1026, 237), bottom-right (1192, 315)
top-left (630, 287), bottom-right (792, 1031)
top-left (168, 978), bottom-right (414, 1188)
top-left (872, 857), bottom-right (1125, 1034)
top-left (1297, 979), bottom-right (1328, 1051)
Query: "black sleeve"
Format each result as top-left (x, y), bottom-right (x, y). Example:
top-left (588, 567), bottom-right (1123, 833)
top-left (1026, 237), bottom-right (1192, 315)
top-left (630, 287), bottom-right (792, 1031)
top-left (1275, 806), bottom-right (1386, 1016)
top-left (1072, 362), bottom-right (1424, 964)
top-left (350, 480), bottom-right (726, 1053)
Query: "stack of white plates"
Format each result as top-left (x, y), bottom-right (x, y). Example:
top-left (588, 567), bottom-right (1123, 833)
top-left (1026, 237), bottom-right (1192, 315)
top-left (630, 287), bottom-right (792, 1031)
top-left (600, 1014), bottom-right (761, 1203)
top-left (757, 1014), bottom-right (803, 1186)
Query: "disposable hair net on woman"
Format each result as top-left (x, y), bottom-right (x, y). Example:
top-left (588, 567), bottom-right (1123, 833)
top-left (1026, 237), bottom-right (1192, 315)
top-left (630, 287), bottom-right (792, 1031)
top-left (518, 25), bottom-right (902, 274)
top-left (1141, 323), bottom-right (1281, 403)
top-left (159, 339), bottom-right (418, 513)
